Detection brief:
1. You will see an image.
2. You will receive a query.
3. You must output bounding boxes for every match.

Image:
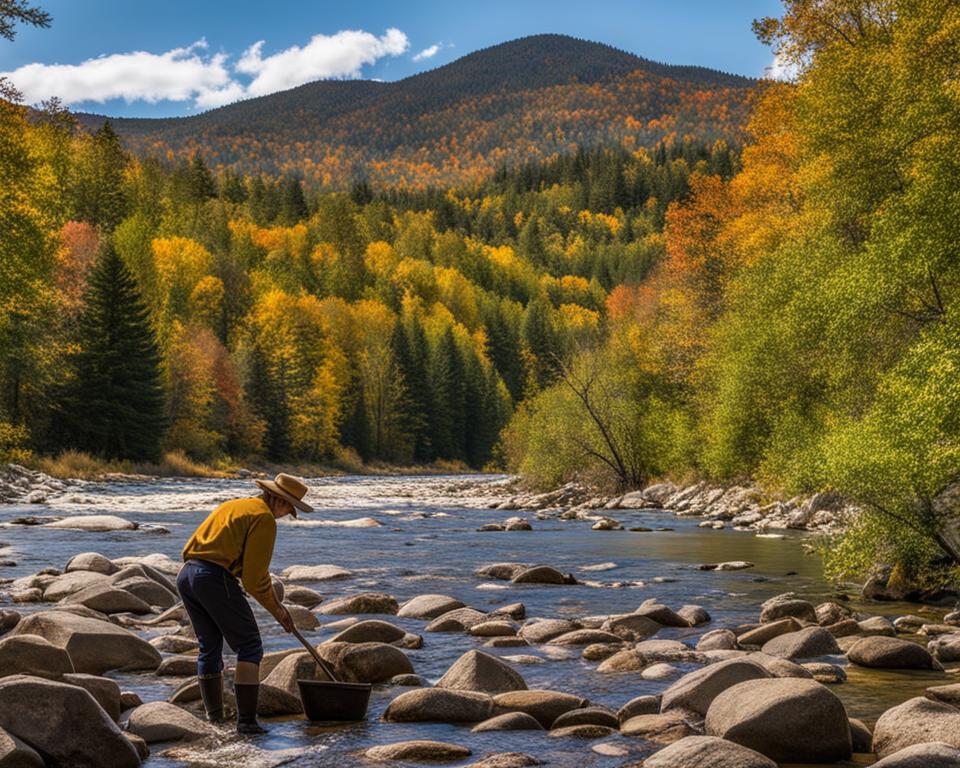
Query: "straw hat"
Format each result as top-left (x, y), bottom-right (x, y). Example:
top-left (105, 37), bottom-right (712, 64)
top-left (255, 473), bottom-right (314, 516)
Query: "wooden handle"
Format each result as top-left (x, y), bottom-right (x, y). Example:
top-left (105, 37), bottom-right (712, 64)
top-left (290, 626), bottom-right (341, 682)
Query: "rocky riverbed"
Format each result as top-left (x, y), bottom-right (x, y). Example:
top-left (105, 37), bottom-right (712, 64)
top-left (1, 473), bottom-right (959, 767)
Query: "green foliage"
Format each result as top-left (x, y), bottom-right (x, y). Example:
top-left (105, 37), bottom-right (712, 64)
top-left (57, 243), bottom-right (166, 461)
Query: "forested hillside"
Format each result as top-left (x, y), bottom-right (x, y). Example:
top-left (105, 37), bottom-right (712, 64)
top-left (1, 71), bottom-right (738, 473)
top-left (74, 35), bottom-right (755, 188)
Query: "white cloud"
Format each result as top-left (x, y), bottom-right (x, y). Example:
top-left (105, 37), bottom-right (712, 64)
top-left (237, 28), bottom-right (408, 96)
top-left (413, 44), bottom-right (441, 62)
top-left (1, 28), bottom-right (409, 110)
top-left (765, 52), bottom-right (799, 81)
top-left (2, 39), bottom-right (235, 107)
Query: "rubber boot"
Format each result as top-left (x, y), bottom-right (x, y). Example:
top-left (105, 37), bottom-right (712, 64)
top-left (235, 683), bottom-right (267, 735)
top-left (197, 673), bottom-right (224, 723)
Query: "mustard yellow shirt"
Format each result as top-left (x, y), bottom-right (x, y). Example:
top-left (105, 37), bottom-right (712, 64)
top-left (182, 497), bottom-right (281, 616)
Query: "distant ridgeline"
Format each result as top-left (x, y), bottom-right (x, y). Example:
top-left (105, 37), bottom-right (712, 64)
top-left (74, 34), bottom-right (756, 188)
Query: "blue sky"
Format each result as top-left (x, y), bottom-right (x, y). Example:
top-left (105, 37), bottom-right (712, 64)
top-left (0, 0), bottom-right (785, 117)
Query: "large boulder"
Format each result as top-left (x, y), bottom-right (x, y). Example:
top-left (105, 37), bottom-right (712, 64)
top-left (426, 608), bottom-right (489, 632)
top-left (518, 619), bottom-right (579, 644)
top-left (928, 634), bottom-right (960, 663)
top-left (0, 675), bottom-right (140, 767)
top-left (476, 563), bottom-right (528, 580)
top-left (548, 629), bottom-right (622, 646)
top-left (126, 701), bottom-right (215, 743)
top-left (61, 673), bottom-right (122, 721)
top-left (316, 592), bottom-right (398, 615)
top-left (738, 618), bottom-right (803, 647)
top-left (0, 634), bottom-right (74, 679)
top-left (62, 583), bottom-right (153, 615)
top-left (316, 642), bottom-right (413, 683)
top-left (661, 658), bottom-right (771, 716)
top-left (366, 741), bottom-right (472, 761)
top-left (10, 611), bottom-right (161, 673)
top-left (635, 603), bottom-right (691, 628)
top-left (697, 629), bottom-right (738, 651)
top-left (492, 690), bottom-right (587, 728)
top-left (330, 620), bottom-right (407, 645)
top-left (872, 697), bottom-right (960, 757)
top-left (65, 553), bottom-right (118, 576)
top-left (760, 627), bottom-right (841, 659)
top-left (635, 639), bottom-right (702, 663)
top-left (643, 736), bottom-right (777, 768)
top-left (383, 688), bottom-right (494, 723)
top-left (43, 515), bottom-right (137, 532)
top-left (283, 585), bottom-right (323, 608)
top-left (759, 594), bottom-right (818, 624)
top-left (871, 742), bottom-right (960, 767)
top-left (847, 637), bottom-right (936, 669)
top-left (472, 712), bottom-right (544, 732)
top-left (601, 614), bottom-right (660, 640)
top-left (281, 564), bottom-right (353, 581)
top-left (261, 652), bottom-right (318, 710)
top-left (0, 727), bottom-right (43, 768)
top-left (110, 576), bottom-right (177, 610)
top-left (619, 711), bottom-right (697, 744)
top-left (511, 566), bottom-right (569, 585)
top-left (705, 678), bottom-right (852, 763)
top-left (397, 594), bottom-right (465, 619)
top-left (436, 651), bottom-right (527, 695)
top-left (41, 571), bottom-right (109, 602)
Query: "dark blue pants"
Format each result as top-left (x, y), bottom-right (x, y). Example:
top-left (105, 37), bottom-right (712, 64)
top-left (176, 559), bottom-right (264, 676)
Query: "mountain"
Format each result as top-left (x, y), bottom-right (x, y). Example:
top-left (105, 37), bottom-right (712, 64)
top-left (77, 34), bottom-right (757, 188)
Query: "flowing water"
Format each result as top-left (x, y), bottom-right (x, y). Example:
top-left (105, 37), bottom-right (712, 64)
top-left (0, 474), bottom-right (948, 767)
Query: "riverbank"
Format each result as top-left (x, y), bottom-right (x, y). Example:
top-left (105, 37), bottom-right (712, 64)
top-left (2, 472), bottom-right (960, 767)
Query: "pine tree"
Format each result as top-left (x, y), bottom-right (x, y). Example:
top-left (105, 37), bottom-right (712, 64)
top-left (279, 176), bottom-right (309, 225)
top-left (75, 121), bottom-right (128, 231)
top-left (246, 342), bottom-right (289, 460)
top-left (189, 153), bottom-right (217, 202)
top-left (390, 319), bottom-right (431, 461)
top-left (57, 242), bottom-right (165, 460)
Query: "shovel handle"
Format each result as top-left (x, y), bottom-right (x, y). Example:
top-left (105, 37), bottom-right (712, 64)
top-left (290, 625), bottom-right (341, 683)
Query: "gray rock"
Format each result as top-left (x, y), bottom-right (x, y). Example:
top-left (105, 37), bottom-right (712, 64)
top-left (316, 641), bottom-right (413, 683)
top-left (634, 639), bottom-right (702, 663)
top-left (463, 753), bottom-right (540, 768)
top-left (425, 608), bottom-right (489, 632)
top-left (705, 678), bottom-right (852, 763)
top-left (61, 673), bottom-right (122, 721)
top-left (281, 564), bottom-right (352, 581)
top-left (760, 627), bottom-right (841, 659)
top-left (437, 650), bottom-right (526, 695)
top-left (849, 718), bottom-right (873, 753)
top-left (617, 694), bottom-right (660, 723)
top-left (316, 592), bottom-right (398, 615)
top-left (511, 566), bottom-right (569, 585)
top-left (548, 629), bottom-right (622, 646)
top-left (619, 711), bottom-right (698, 744)
top-left (156, 656), bottom-right (198, 677)
top-left (596, 649), bottom-right (645, 672)
top-left (62, 583), bottom-right (152, 615)
top-left (601, 613), bottom-right (660, 640)
top-left (661, 658), bottom-right (771, 716)
top-left (0, 727), bottom-right (43, 768)
top-left (872, 697), bottom-right (960, 757)
top-left (802, 662), bottom-right (847, 683)
top-left (0, 675), bottom-right (140, 767)
top-left (64, 552), bottom-right (118, 576)
top-left (551, 706), bottom-right (618, 729)
top-left (383, 688), bottom-right (494, 723)
top-left (365, 740), bottom-right (471, 761)
top-left (10, 611), bottom-right (161, 673)
top-left (548, 724), bottom-right (615, 738)
top-left (815, 602), bottom-right (851, 626)
top-left (678, 605), bottom-right (712, 625)
top-left (469, 621), bottom-right (517, 637)
top-left (518, 619), bottom-right (580, 644)
top-left (41, 571), bottom-right (110, 602)
top-left (738, 618), bottom-right (803, 646)
top-left (697, 629), bottom-right (738, 651)
top-left (330, 619), bottom-right (407, 645)
top-left (475, 563), bottom-right (528, 581)
top-left (126, 701), bottom-right (215, 743)
top-left (0, 634), bottom-right (74, 679)
top-left (847, 636), bottom-right (936, 669)
top-left (283, 585), bottom-right (323, 608)
top-left (759, 594), bottom-right (818, 624)
top-left (871, 742), bottom-right (960, 767)
top-left (926, 683), bottom-right (960, 707)
top-left (492, 690), bottom-right (587, 728)
top-left (471, 712), bottom-right (544, 732)
top-left (643, 735), bottom-right (777, 768)
top-left (635, 603), bottom-right (691, 627)
top-left (859, 616), bottom-right (897, 636)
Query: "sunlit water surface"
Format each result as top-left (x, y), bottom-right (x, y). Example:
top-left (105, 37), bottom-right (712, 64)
top-left (0, 474), bottom-right (946, 767)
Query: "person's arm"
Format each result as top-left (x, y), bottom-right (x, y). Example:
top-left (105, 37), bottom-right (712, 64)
top-left (240, 514), bottom-right (285, 620)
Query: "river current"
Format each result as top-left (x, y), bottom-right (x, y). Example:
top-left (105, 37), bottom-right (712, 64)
top-left (0, 474), bottom-right (944, 767)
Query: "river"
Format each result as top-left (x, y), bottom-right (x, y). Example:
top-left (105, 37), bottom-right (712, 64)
top-left (0, 474), bottom-right (946, 767)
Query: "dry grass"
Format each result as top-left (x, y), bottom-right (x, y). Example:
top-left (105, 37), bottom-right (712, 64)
top-left (33, 450), bottom-right (228, 480)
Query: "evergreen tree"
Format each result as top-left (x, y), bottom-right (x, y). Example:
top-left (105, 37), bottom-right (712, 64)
top-left (428, 328), bottom-right (466, 460)
top-left (390, 318), bottom-right (431, 461)
top-left (279, 176), bottom-right (309, 224)
top-left (75, 121), bottom-right (128, 231)
top-left (189, 153), bottom-right (217, 202)
top-left (521, 296), bottom-right (560, 387)
top-left (220, 170), bottom-right (248, 204)
top-left (57, 242), bottom-right (165, 460)
top-left (245, 342), bottom-right (290, 460)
